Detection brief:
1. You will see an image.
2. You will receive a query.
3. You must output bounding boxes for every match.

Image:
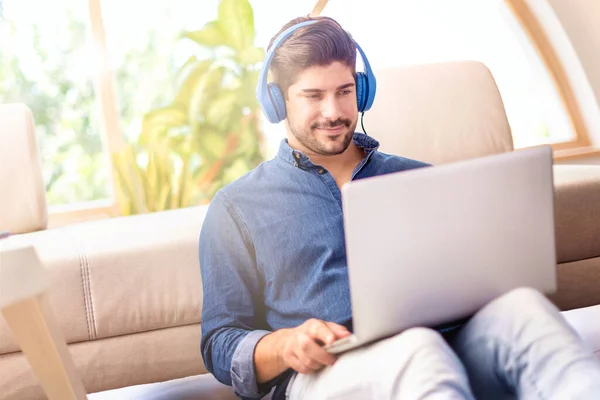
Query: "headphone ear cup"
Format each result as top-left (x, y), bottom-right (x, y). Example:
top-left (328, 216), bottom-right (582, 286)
top-left (267, 83), bottom-right (286, 123)
top-left (355, 72), bottom-right (367, 112)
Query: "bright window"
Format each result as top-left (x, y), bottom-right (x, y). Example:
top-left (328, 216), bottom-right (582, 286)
top-left (0, 0), bottom-right (587, 220)
top-left (0, 0), bottom-right (112, 207)
top-left (320, 0), bottom-right (577, 149)
top-left (100, 0), bottom-right (220, 143)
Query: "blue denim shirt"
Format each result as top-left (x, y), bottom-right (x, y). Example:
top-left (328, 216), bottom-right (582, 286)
top-left (199, 133), bottom-right (430, 399)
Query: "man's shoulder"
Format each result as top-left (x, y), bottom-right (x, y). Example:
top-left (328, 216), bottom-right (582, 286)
top-left (211, 159), bottom-right (277, 210)
top-left (202, 160), bottom-right (276, 235)
top-left (219, 159), bottom-right (274, 194)
top-left (374, 151), bottom-right (432, 172)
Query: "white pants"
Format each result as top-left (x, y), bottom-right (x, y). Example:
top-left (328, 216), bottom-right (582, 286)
top-left (287, 328), bottom-right (472, 400)
top-left (286, 288), bottom-right (600, 400)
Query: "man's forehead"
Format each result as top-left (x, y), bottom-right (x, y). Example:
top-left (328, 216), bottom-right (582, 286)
top-left (292, 62), bottom-right (355, 91)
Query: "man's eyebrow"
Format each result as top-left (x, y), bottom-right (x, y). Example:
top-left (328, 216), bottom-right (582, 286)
top-left (300, 83), bottom-right (356, 93)
top-left (337, 83), bottom-right (355, 90)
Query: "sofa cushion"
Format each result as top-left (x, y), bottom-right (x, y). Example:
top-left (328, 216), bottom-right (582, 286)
top-left (86, 306), bottom-right (600, 400)
top-left (0, 103), bottom-right (47, 234)
top-left (0, 324), bottom-right (205, 399)
top-left (551, 256), bottom-right (600, 310)
top-left (553, 165), bottom-right (600, 263)
top-left (0, 206), bottom-right (207, 355)
top-left (364, 61), bottom-right (514, 165)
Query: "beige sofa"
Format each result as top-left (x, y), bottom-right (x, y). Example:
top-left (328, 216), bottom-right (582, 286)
top-left (1, 61), bottom-right (600, 400)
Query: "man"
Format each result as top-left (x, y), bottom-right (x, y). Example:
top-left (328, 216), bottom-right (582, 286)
top-left (199, 16), bottom-right (600, 400)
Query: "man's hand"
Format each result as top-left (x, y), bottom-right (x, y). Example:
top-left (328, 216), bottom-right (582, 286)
top-left (254, 319), bottom-right (351, 383)
top-left (281, 318), bottom-right (350, 373)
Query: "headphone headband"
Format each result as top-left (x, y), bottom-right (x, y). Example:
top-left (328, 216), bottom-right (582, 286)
top-left (256, 18), bottom-right (376, 123)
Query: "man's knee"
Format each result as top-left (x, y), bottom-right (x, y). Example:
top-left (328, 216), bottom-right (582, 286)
top-left (491, 287), bottom-right (554, 312)
top-left (471, 287), bottom-right (561, 332)
top-left (375, 327), bottom-right (448, 355)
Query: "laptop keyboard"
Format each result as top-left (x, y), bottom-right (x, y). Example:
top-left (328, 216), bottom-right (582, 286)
top-left (324, 334), bottom-right (358, 351)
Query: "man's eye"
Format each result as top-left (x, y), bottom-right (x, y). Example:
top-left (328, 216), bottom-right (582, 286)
top-left (307, 94), bottom-right (321, 100)
top-left (340, 90), bottom-right (352, 95)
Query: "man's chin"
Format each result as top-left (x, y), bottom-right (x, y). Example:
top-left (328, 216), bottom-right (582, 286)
top-left (315, 131), bottom-right (354, 155)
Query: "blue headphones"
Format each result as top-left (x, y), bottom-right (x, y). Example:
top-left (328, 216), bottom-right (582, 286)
top-left (256, 19), bottom-right (377, 124)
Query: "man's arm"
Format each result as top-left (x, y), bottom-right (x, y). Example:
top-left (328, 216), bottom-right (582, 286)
top-left (254, 319), bottom-right (352, 383)
top-left (200, 193), bottom-right (352, 397)
top-left (200, 192), bottom-right (272, 398)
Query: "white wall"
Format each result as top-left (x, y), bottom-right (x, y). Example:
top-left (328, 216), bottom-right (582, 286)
top-left (548, 0), bottom-right (600, 110)
top-left (539, 0), bottom-right (600, 145)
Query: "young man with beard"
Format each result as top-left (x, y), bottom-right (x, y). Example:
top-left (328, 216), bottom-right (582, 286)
top-left (199, 16), bottom-right (600, 400)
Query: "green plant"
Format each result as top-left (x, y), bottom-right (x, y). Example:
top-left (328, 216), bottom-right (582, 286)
top-left (0, 8), bottom-right (110, 205)
top-left (112, 0), bottom-right (266, 215)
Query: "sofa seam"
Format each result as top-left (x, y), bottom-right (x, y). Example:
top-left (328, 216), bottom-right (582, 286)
top-left (0, 322), bottom-right (204, 357)
top-left (76, 238), bottom-right (93, 341)
top-left (63, 228), bottom-right (93, 341)
top-left (559, 253), bottom-right (600, 265)
top-left (82, 243), bottom-right (98, 340)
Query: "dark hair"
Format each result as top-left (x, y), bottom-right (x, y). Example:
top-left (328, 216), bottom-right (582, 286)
top-left (267, 16), bottom-right (356, 97)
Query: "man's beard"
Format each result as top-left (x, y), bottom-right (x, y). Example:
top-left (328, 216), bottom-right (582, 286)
top-left (288, 116), bottom-right (357, 156)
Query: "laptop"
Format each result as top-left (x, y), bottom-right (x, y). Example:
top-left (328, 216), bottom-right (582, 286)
top-left (325, 145), bottom-right (557, 354)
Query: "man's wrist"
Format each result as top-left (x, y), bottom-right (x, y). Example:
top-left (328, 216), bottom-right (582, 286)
top-left (272, 328), bottom-right (290, 361)
top-left (255, 328), bottom-right (291, 383)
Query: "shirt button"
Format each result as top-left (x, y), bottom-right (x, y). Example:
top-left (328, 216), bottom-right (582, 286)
top-left (293, 152), bottom-right (301, 159)
top-left (318, 168), bottom-right (325, 175)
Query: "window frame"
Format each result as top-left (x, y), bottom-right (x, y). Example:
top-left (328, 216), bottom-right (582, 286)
top-left (47, 0), bottom-right (595, 226)
top-left (505, 0), bottom-right (592, 152)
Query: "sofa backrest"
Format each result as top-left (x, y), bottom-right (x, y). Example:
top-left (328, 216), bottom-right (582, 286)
top-left (362, 61), bottom-right (514, 165)
top-left (0, 104), bottom-right (48, 234)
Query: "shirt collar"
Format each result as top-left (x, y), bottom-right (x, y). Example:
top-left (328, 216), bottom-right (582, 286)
top-left (276, 132), bottom-right (380, 169)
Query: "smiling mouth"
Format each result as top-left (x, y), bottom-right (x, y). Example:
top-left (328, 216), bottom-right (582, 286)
top-left (315, 125), bottom-right (345, 134)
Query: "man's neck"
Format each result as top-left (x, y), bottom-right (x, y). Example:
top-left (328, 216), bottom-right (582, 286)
top-left (289, 139), bottom-right (366, 189)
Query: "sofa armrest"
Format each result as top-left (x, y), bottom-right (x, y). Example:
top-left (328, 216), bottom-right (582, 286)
top-left (0, 206), bottom-right (207, 354)
top-left (1, 206), bottom-right (209, 396)
top-left (554, 165), bottom-right (600, 263)
top-left (0, 104), bottom-right (48, 234)
top-left (0, 244), bottom-right (87, 399)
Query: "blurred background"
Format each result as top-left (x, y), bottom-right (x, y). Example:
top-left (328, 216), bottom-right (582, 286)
top-left (1, 0), bottom-right (598, 224)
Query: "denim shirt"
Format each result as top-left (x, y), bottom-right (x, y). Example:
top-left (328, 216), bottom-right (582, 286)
top-left (199, 133), bottom-right (430, 399)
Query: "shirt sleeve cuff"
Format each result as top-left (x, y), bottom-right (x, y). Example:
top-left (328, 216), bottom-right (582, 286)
top-left (231, 329), bottom-right (271, 399)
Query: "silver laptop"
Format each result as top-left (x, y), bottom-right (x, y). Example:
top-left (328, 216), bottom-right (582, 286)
top-left (325, 145), bottom-right (557, 354)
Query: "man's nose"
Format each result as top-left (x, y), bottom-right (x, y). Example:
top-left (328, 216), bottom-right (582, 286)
top-left (321, 96), bottom-right (342, 120)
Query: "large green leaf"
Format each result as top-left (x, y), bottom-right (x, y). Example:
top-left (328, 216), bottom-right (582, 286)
top-left (222, 158), bottom-right (250, 183)
top-left (174, 56), bottom-right (199, 87)
top-left (174, 59), bottom-right (213, 108)
top-left (142, 106), bottom-right (188, 132)
top-left (183, 21), bottom-right (229, 48)
top-left (238, 69), bottom-right (261, 107)
top-left (236, 115), bottom-right (260, 155)
top-left (196, 129), bottom-right (228, 161)
top-left (238, 46), bottom-right (264, 66)
top-left (114, 0), bottom-right (265, 216)
top-left (188, 66), bottom-right (226, 128)
top-left (217, 0), bottom-right (255, 51)
top-left (205, 90), bottom-right (239, 129)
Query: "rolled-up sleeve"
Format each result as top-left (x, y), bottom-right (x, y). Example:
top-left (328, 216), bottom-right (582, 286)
top-left (199, 191), bottom-right (274, 399)
top-left (231, 330), bottom-right (271, 396)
